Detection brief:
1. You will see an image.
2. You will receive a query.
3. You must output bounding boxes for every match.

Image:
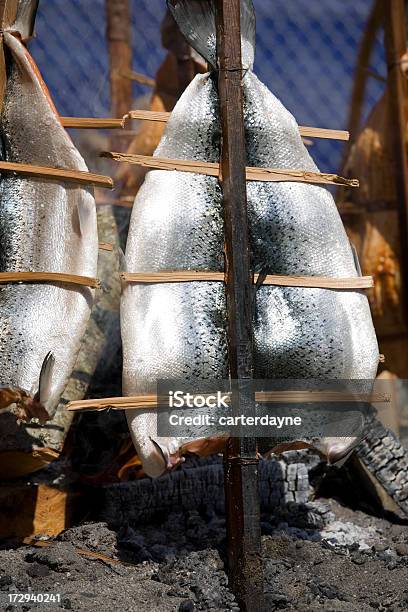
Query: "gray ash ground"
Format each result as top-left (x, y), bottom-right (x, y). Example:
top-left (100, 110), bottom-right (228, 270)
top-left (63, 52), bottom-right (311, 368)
top-left (1, 498), bottom-right (408, 612)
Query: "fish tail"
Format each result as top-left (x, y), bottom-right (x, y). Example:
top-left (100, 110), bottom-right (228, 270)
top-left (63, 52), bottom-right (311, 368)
top-left (167, 0), bottom-right (255, 70)
top-left (9, 0), bottom-right (39, 40)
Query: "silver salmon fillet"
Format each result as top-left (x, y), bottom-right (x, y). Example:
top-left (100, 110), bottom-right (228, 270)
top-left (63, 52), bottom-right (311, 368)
top-left (0, 29), bottom-right (98, 420)
top-left (123, 0), bottom-right (379, 477)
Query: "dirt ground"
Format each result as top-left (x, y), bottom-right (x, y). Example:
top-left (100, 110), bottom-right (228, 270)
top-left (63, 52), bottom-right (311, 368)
top-left (1, 495), bottom-right (408, 612)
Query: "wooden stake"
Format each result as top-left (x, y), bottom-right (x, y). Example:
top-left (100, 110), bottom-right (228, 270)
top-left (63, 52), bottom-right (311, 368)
top-left (102, 152), bottom-right (359, 187)
top-left (127, 109), bottom-right (349, 141)
top-left (216, 1), bottom-right (264, 609)
top-left (106, 0), bottom-right (133, 121)
top-left (384, 1), bottom-right (408, 313)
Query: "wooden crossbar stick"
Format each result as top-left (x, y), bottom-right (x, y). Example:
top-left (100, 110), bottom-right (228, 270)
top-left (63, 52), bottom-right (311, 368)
top-left (66, 390), bottom-right (390, 412)
top-left (61, 117), bottom-right (125, 129)
top-left (0, 272), bottom-right (100, 288)
top-left (119, 69), bottom-right (155, 87)
top-left (127, 110), bottom-right (171, 122)
top-left (299, 127), bottom-right (349, 141)
top-left (98, 242), bottom-right (114, 251)
top-left (102, 152), bottom-right (358, 188)
top-left (121, 271), bottom-right (373, 290)
top-left (0, 160), bottom-right (113, 189)
top-left (126, 110), bottom-right (350, 141)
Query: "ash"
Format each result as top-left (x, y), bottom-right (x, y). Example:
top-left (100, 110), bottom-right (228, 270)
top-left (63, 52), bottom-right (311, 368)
top-left (1, 494), bottom-right (408, 611)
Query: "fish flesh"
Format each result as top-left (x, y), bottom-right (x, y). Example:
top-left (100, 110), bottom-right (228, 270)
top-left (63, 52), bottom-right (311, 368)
top-left (0, 16), bottom-right (98, 421)
top-left (122, 0), bottom-right (379, 477)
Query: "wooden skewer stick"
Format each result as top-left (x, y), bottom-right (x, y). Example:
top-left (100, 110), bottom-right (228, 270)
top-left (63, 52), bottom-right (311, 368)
top-left (0, 160), bottom-right (113, 189)
top-left (126, 110), bottom-right (350, 141)
top-left (119, 68), bottom-right (155, 87)
top-left (67, 391), bottom-right (389, 413)
top-left (102, 152), bottom-right (358, 188)
top-left (66, 390), bottom-right (390, 412)
top-left (0, 272), bottom-right (100, 289)
top-left (61, 117), bottom-right (125, 129)
top-left (67, 395), bottom-right (161, 411)
top-left (121, 271), bottom-right (373, 290)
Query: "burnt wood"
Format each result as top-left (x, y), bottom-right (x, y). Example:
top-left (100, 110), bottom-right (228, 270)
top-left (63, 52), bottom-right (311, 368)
top-left (99, 455), bottom-right (319, 526)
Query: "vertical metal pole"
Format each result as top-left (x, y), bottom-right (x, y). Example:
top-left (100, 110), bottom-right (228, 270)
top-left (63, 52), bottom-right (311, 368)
top-left (215, 1), bottom-right (264, 610)
top-left (384, 0), bottom-right (408, 314)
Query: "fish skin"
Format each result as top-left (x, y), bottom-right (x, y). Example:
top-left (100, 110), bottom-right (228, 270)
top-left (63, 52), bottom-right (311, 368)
top-left (122, 75), bottom-right (227, 476)
top-left (123, 8), bottom-right (379, 477)
top-left (244, 71), bottom-right (378, 461)
top-left (0, 33), bottom-right (98, 417)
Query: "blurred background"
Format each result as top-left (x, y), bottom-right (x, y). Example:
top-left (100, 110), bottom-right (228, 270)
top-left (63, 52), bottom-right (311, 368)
top-left (29, 0), bottom-right (385, 171)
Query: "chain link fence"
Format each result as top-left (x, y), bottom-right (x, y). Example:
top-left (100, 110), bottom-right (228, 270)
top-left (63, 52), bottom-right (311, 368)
top-left (28, 0), bottom-right (385, 171)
